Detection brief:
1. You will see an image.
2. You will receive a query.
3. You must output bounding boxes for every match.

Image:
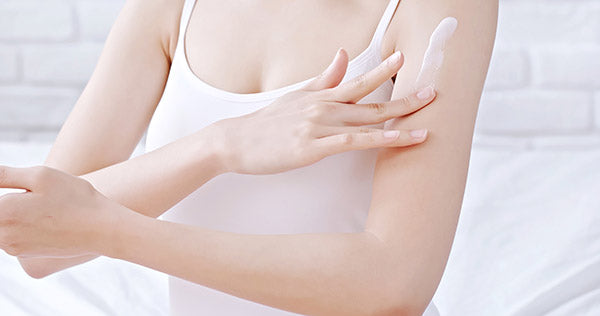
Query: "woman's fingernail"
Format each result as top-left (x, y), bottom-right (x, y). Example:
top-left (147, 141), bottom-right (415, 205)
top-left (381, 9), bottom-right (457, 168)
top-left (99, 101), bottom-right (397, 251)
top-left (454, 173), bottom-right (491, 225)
top-left (417, 86), bottom-right (435, 100)
top-left (325, 48), bottom-right (343, 72)
top-left (389, 52), bottom-right (402, 65)
top-left (410, 129), bottom-right (428, 139)
top-left (383, 130), bottom-right (400, 139)
top-left (335, 47), bottom-right (343, 59)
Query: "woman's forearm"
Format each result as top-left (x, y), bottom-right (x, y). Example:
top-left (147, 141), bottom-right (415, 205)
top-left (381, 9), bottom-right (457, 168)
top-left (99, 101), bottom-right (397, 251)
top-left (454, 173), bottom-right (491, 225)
top-left (80, 126), bottom-right (225, 219)
top-left (18, 125), bottom-right (227, 278)
top-left (102, 211), bottom-right (422, 316)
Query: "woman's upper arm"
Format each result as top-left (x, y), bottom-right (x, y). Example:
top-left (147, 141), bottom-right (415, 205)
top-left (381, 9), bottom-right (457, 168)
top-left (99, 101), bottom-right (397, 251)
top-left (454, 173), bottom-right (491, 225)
top-left (364, 0), bottom-right (498, 307)
top-left (45, 0), bottom-right (184, 175)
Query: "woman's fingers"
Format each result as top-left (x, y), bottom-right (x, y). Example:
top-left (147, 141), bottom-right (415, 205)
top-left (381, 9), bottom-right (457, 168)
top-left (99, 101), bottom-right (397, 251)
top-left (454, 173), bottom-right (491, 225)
top-left (0, 166), bottom-right (35, 191)
top-left (336, 85), bottom-right (436, 125)
top-left (303, 48), bottom-right (349, 91)
top-left (332, 51), bottom-right (404, 103)
top-left (312, 127), bottom-right (428, 157)
top-left (312, 126), bottom-right (385, 138)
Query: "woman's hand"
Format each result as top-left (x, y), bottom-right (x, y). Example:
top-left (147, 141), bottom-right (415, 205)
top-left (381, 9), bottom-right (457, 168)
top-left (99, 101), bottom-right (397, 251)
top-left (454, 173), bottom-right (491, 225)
top-left (0, 166), bottom-right (127, 258)
top-left (212, 48), bottom-right (437, 175)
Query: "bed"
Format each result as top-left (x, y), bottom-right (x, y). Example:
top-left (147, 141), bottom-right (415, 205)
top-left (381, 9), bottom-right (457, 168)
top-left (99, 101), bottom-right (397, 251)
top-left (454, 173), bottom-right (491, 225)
top-left (1, 142), bottom-right (599, 315)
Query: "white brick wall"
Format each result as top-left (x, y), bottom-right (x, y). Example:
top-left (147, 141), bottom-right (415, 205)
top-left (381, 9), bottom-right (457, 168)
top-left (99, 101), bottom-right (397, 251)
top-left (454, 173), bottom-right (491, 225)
top-left (0, 0), bottom-right (124, 142)
top-left (476, 90), bottom-right (593, 134)
top-left (0, 1), bottom-right (74, 41)
top-left (23, 43), bottom-right (103, 85)
top-left (531, 47), bottom-right (600, 89)
top-left (76, 1), bottom-right (123, 41)
top-left (0, 0), bottom-right (599, 150)
top-left (484, 49), bottom-right (529, 90)
top-left (495, 1), bottom-right (600, 45)
top-left (476, 0), bottom-right (600, 150)
top-left (0, 46), bottom-right (19, 82)
top-left (594, 92), bottom-right (600, 130)
top-left (0, 86), bottom-right (78, 128)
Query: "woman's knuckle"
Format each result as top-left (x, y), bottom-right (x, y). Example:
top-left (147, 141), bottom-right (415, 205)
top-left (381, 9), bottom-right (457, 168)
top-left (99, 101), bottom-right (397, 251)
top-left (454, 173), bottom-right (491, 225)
top-left (401, 96), bottom-right (415, 109)
top-left (322, 103), bottom-right (337, 113)
top-left (0, 167), bottom-right (7, 183)
top-left (367, 133), bottom-right (377, 143)
top-left (304, 104), bottom-right (322, 119)
top-left (341, 133), bottom-right (354, 145)
top-left (298, 121), bottom-right (316, 138)
top-left (31, 166), bottom-right (50, 183)
top-left (368, 103), bottom-right (386, 115)
top-left (352, 74), bottom-right (368, 89)
top-left (290, 146), bottom-right (306, 160)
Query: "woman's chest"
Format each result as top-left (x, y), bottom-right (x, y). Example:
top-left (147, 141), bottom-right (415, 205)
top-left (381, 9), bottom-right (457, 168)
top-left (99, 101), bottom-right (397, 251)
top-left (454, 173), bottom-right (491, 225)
top-left (184, 0), bottom-right (396, 94)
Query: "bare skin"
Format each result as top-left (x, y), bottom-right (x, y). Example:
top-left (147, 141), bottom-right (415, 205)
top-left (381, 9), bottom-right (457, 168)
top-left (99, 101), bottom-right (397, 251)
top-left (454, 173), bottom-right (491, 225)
top-left (0, 0), bottom-right (498, 315)
top-left (14, 0), bottom-right (431, 275)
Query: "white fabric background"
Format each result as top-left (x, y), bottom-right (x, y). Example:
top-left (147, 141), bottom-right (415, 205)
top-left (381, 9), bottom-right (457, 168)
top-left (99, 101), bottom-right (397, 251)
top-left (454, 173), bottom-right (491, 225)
top-left (433, 148), bottom-right (600, 315)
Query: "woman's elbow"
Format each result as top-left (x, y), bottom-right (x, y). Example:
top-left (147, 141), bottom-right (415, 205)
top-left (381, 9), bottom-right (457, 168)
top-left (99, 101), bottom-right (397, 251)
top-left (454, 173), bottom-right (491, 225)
top-left (360, 274), bottom-right (432, 316)
top-left (368, 303), bottom-right (425, 316)
top-left (366, 293), bottom-right (430, 316)
top-left (18, 259), bottom-right (53, 279)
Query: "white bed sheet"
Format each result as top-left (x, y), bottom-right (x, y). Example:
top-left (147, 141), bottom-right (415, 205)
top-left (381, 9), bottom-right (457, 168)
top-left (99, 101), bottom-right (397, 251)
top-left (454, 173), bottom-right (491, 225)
top-left (0, 143), bottom-right (168, 316)
top-left (433, 148), bottom-right (600, 315)
top-left (1, 142), bottom-right (599, 315)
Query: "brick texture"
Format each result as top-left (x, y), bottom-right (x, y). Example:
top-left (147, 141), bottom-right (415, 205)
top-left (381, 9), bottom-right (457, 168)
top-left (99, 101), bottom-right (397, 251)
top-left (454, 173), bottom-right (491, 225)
top-left (0, 0), bottom-right (599, 151)
top-left (495, 1), bottom-right (600, 45)
top-left (23, 43), bottom-right (103, 85)
top-left (484, 49), bottom-right (528, 90)
top-left (0, 46), bottom-right (19, 82)
top-left (0, 0), bottom-right (74, 41)
top-left (532, 47), bottom-right (600, 89)
top-left (77, 1), bottom-right (124, 41)
top-left (0, 87), bottom-right (78, 129)
top-left (476, 91), bottom-right (592, 134)
top-left (594, 92), bottom-right (600, 132)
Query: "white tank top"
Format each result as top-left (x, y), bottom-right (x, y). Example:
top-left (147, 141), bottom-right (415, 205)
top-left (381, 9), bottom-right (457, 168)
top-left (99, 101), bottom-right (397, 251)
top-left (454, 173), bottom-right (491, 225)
top-left (146, 0), bottom-right (438, 315)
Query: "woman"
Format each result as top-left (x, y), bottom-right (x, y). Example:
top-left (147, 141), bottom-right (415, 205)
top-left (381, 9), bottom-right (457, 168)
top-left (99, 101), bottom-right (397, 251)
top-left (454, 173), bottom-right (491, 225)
top-left (0, 0), bottom-right (498, 315)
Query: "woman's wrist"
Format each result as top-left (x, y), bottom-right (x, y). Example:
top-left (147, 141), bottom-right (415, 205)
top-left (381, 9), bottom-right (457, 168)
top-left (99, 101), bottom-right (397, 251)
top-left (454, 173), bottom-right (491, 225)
top-left (96, 201), bottom-right (152, 259)
top-left (197, 120), bottom-right (234, 175)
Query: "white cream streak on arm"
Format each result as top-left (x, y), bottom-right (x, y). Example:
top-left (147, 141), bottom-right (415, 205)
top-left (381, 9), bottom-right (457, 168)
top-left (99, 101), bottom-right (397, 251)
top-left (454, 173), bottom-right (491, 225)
top-left (414, 17), bottom-right (458, 90)
top-left (385, 17), bottom-right (457, 130)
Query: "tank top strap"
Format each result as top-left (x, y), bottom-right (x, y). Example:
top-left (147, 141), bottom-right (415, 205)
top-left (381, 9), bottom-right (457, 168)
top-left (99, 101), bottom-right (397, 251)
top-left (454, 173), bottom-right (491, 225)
top-left (176, 0), bottom-right (197, 53)
top-left (368, 0), bottom-right (401, 51)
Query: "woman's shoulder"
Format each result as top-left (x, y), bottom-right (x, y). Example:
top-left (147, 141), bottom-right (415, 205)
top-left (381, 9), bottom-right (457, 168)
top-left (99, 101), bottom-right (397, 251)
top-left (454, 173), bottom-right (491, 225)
top-left (122, 0), bottom-right (186, 61)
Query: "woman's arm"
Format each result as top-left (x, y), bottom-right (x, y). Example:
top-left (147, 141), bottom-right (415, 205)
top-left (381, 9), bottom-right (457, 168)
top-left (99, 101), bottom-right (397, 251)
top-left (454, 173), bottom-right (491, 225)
top-left (10, 0), bottom-right (497, 313)
top-left (17, 0), bottom-right (185, 277)
top-left (18, 29), bottom-right (438, 279)
top-left (45, 0), bottom-right (182, 175)
top-left (103, 0), bottom-right (498, 315)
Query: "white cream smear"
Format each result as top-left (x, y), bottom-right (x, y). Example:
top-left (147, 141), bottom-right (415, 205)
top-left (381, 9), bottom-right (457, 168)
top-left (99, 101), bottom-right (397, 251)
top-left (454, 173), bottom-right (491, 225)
top-left (415, 17), bottom-right (458, 90)
top-left (385, 17), bottom-right (457, 130)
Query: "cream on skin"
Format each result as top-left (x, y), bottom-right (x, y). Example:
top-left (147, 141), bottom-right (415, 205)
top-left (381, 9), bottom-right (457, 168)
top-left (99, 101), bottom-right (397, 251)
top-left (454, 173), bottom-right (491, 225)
top-left (0, 0), bottom-right (501, 312)
top-left (415, 17), bottom-right (458, 90)
top-left (386, 16), bottom-right (457, 131)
